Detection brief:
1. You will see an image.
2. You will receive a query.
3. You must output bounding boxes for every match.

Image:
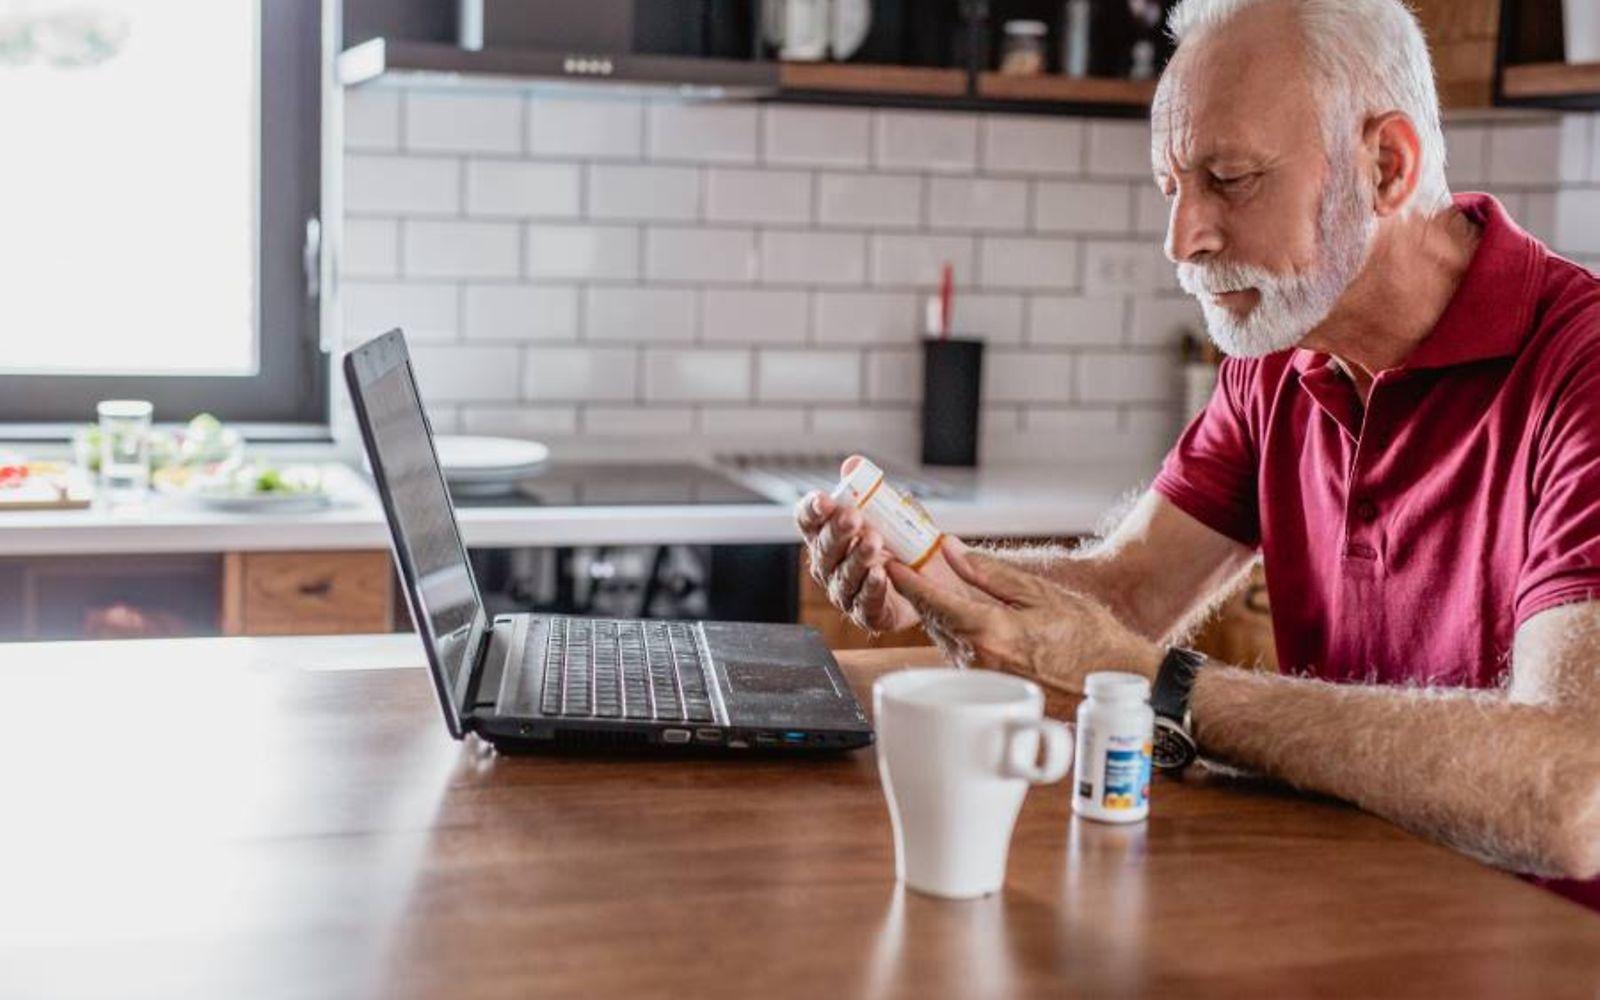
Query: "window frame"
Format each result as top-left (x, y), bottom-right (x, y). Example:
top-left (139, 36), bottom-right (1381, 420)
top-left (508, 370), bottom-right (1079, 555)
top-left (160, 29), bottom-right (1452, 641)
top-left (0, 0), bottom-right (329, 438)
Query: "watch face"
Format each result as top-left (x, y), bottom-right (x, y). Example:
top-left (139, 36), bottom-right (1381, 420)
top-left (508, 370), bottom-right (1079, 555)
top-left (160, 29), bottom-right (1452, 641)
top-left (1151, 717), bottom-right (1197, 770)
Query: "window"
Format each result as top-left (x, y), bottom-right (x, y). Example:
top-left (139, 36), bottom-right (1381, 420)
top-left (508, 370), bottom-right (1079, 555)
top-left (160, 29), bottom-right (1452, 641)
top-left (0, 0), bottom-right (326, 431)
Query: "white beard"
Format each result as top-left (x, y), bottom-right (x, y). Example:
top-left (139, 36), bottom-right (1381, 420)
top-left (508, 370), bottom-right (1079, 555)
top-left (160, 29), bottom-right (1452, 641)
top-left (1176, 151), bottom-right (1376, 359)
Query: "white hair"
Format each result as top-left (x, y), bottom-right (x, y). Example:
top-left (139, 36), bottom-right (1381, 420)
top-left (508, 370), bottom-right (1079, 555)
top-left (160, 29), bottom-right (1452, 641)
top-left (1167, 0), bottom-right (1450, 210)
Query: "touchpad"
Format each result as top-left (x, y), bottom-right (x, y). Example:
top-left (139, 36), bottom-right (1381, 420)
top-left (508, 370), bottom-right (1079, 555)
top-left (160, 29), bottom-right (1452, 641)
top-left (726, 661), bottom-right (833, 696)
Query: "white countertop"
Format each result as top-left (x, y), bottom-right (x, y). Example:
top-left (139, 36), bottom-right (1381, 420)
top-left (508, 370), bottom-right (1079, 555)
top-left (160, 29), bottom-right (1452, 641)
top-left (0, 460), bottom-right (1151, 556)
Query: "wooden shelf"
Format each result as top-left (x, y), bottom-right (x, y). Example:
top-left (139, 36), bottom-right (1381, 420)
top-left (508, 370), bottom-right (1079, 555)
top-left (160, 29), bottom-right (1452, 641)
top-left (976, 72), bottom-right (1157, 107)
top-left (1501, 61), bottom-right (1600, 101)
top-left (777, 62), bottom-right (967, 98)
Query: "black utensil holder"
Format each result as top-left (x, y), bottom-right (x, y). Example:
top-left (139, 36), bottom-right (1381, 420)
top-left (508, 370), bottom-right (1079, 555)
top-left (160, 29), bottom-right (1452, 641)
top-left (921, 338), bottom-right (984, 467)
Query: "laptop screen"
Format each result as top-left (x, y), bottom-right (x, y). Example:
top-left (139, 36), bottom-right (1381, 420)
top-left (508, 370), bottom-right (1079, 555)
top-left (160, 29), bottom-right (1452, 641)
top-left (345, 331), bottom-right (484, 735)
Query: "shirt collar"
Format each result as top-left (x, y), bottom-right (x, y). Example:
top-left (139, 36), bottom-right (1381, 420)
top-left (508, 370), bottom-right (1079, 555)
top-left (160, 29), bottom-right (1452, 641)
top-left (1288, 193), bottom-right (1544, 375)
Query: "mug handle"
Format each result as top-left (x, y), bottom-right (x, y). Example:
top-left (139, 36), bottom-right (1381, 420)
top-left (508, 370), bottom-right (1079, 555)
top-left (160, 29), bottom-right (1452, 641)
top-left (1003, 719), bottom-right (1073, 784)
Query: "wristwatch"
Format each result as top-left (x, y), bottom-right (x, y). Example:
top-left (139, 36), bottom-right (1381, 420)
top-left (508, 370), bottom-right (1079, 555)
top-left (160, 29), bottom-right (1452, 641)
top-left (1150, 646), bottom-right (1206, 771)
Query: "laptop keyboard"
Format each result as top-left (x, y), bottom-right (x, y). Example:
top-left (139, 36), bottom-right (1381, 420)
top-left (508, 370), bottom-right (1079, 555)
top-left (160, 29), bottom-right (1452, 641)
top-left (539, 617), bottom-right (715, 723)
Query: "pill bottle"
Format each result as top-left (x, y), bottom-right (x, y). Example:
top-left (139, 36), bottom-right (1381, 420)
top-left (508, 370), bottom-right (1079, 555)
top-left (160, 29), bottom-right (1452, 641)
top-left (830, 456), bottom-right (945, 569)
top-left (1072, 672), bottom-right (1154, 824)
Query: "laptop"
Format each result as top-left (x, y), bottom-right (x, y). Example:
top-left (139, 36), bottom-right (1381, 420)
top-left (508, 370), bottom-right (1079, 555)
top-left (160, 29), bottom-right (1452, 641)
top-left (344, 329), bottom-right (874, 753)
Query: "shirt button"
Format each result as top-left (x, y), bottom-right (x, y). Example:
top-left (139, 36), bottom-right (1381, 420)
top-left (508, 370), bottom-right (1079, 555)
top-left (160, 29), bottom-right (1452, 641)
top-left (1355, 499), bottom-right (1379, 523)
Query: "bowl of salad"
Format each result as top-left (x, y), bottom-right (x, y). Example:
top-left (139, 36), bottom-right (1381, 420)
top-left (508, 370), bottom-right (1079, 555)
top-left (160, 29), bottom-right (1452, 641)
top-left (155, 462), bottom-right (330, 512)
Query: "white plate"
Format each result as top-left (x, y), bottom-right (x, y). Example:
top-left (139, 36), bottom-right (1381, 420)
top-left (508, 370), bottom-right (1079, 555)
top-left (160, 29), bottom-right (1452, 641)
top-left (435, 436), bottom-right (550, 478)
top-left (178, 490), bottom-right (333, 514)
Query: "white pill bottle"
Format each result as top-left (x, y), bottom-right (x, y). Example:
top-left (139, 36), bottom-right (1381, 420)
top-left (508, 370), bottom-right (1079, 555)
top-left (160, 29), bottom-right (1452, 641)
top-left (830, 456), bottom-right (944, 569)
top-left (1072, 672), bottom-right (1154, 823)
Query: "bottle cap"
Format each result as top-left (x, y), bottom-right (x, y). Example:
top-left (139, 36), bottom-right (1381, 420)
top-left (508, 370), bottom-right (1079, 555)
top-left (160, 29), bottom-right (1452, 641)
top-left (829, 456), bottom-right (884, 509)
top-left (1085, 671), bottom-right (1151, 702)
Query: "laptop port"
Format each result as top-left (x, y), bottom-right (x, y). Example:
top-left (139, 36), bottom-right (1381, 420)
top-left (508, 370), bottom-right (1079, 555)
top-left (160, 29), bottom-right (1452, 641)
top-left (694, 727), bottom-right (723, 743)
top-left (782, 731), bottom-right (807, 744)
top-left (662, 728), bottom-right (692, 744)
top-left (754, 733), bottom-right (780, 746)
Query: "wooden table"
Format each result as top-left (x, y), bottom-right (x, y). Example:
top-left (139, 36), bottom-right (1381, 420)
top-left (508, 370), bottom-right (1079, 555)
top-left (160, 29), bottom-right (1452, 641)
top-left (2, 635), bottom-right (1597, 999)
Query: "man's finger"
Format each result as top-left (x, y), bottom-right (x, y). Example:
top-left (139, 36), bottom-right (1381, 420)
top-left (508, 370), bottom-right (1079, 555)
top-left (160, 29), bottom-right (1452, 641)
top-left (836, 534), bottom-right (882, 608)
top-left (946, 546), bottom-right (1040, 606)
top-left (815, 508), bottom-right (864, 576)
top-left (795, 490), bottom-right (834, 534)
top-left (886, 561), bottom-right (993, 634)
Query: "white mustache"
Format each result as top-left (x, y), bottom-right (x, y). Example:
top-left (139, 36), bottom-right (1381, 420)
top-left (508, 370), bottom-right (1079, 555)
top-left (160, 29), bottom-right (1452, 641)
top-left (1176, 261), bottom-right (1282, 297)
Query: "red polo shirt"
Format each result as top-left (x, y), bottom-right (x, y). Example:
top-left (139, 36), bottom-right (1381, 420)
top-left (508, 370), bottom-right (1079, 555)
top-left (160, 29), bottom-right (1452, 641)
top-left (1152, 194), bottom-right (1600, 909)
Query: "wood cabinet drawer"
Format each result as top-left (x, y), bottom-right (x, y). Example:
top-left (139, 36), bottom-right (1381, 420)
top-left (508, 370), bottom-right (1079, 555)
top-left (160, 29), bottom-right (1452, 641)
top-left (222, 551), bottom-right (394, 636)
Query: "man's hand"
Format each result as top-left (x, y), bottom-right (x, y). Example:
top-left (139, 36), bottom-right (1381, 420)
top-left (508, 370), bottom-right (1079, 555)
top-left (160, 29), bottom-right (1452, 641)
top-left (887, 545), bottom-right (1162, 693)
top-left (794, 484), bottom-right (921, 635)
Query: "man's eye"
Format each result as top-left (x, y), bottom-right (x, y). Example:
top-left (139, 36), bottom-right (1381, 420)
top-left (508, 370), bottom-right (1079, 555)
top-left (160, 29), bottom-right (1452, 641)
top-left (1212, 172), bottom-right (1255, 190)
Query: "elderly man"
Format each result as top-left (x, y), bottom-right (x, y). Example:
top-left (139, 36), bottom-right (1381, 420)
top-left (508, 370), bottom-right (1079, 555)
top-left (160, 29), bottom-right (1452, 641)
top-left (796, 0), bottom-right (1600, 909)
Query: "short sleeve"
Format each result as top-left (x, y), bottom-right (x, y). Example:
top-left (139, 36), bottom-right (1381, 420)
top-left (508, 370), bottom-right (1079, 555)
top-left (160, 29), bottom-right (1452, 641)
top-left (1151, 357), bottom-right (1262, 547)
top-left (1516, 350), bottom-right (1600, 626)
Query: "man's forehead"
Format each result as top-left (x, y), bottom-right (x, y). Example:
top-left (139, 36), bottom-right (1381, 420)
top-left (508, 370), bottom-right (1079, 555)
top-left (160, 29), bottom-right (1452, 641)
top-left (1149, 37), bottom-right (1319, 171)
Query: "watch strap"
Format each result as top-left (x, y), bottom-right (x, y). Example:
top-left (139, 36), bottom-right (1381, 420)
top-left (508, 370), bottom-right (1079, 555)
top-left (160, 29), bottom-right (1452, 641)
top-left (1151, 646), bottom-right (1206, 724)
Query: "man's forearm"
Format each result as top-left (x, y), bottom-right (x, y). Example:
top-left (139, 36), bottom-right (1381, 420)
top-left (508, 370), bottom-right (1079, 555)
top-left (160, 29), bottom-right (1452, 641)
top-left (1192, 665), bottom-right (1600, 878)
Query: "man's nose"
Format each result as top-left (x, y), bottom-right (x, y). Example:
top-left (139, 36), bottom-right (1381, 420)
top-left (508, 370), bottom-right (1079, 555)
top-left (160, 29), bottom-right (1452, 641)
top-left (1164, 190), bottom-right (1224, 264)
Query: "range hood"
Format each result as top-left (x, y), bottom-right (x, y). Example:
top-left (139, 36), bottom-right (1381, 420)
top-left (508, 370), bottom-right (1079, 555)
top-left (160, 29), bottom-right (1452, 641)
top-left (337, 38), bottom-right (778, 100)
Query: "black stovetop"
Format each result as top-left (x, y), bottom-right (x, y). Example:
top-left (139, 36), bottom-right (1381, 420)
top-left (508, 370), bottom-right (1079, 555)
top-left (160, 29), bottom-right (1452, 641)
top-left (448, 461), bottom-right (774, 508)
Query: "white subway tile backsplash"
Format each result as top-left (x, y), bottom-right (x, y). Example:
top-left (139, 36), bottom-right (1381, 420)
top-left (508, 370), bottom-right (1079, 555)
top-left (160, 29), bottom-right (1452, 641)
top-left (702, 288), bottom-right (810, 344)
top-left (646, 227), bottom-right (759, 282)
top-left (814, 291), bottom-right (918, 344)
top-left (1076, 351), bottom-right (1173, 403)
top-left (404, 92), bottom-right (523, 154)
top-left (761, 230), bottom-right (868, 286)
top-left (866, 349), bottom-right (920, 403)
top-left (871, 234), bottom-right (976, 287)
top-left (459, 405), bottom-right (580, 438)
top-left (342, 219), bottom-right (400, 277)
top-left (526, 224), bottom-right (640, 280)
top-left (1086, 121), bottom-right (1152, 179)
top-left (1523, 191), bottom-right (1558, 248)
top-left (525, 346), bottom-right (638, 401)
top-left (763, 106), bottom-right (872, 167)
top-left (984, 350), bottom-right (1074, 404)
top-left (343, 281), bottom-right (458, 344)
top-left (696, 406), bottom-right (807, 436)
top-left (464, 284), bottom-right (579, 342)
top-left (586, 286), bottom-right (698, 342)
top-left (409, 344), bottom-right (522, 402)
top-left (1128, 295), bottom-right (1204, 347)
top-left (1027, 296), bottom-right (1125, 347)
top-left (978, 236), bottom-right (1080, 290)
top-left (529, 97), bottom-right (644, 158)
top-left (1488, 122), bottom-right (1563, 186)
top-left (809, 406), bottom-right (917, 455)
top-left (1444, 124), bottom-right (1489, 187)
top-left (875, 111), bottom-right (979, 173)
top-left (1131, 183), bottom-right (1169, 236)
top-left (1559, 115), bottom-right (1593, 184)
top-left (706, 168), bottom-right (813, 224)
top-left (587, 164), bottom-right (701, 221)
top-left (346, 155), bottom-right (460, 216)
top-left (403, 220), bottom-right (520, 279)
top-left (1552, 189), bottom-right (1600, 255)
top-left (928, 177), bottom-right (1028, 231)
top-left (1082, 240), bottom-right (1175, 294)
top-left (1034, 180), bottom-right (1133, 234)
top-left (643, 348), bottom-right (753, 401)
top-left (816, 172), bottom-right (922, 230)
top-left (584, 406), bottom-right (697, 436)
top-left (981, 116), bottom-right (1084, 176)
top-left (757, 349), bottom-right (861, 401)
top-left (951, 292), bottom-right (1025, 343)
top-left (465, 161), bottom-right (581, 218)
top-left (649, 103), bottom-right (759, 164)
top-left (344, 88), bottom-right (401, 151)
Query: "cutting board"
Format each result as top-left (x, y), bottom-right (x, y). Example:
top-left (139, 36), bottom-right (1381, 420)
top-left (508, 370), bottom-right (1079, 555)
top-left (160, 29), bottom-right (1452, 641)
top-left (0, 467), bottom-right (94, 511)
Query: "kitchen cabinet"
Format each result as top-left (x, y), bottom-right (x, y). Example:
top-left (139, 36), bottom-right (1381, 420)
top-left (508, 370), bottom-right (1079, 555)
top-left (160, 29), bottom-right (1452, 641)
top-left (221, 551), bottom-right (396, 637)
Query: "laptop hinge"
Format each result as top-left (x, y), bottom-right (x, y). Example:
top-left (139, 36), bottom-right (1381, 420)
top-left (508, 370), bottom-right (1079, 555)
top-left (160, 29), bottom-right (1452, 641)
top-left (462, 615), bottom-right (513, 725)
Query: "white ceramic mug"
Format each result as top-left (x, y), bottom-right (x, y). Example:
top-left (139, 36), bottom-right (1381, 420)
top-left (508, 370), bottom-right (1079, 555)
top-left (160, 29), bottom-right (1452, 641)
top-left (873, 668), bottom-right (1073, 900)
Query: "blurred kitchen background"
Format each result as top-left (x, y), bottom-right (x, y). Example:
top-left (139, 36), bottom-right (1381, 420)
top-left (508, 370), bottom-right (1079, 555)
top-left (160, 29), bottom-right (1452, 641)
top-left (2, 0), bottom-right (1597, 655)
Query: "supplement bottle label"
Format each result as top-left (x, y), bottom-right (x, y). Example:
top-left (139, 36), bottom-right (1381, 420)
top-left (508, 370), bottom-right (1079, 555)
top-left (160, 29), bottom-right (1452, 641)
top-left (1101, 735), bottom-right (1152, 810)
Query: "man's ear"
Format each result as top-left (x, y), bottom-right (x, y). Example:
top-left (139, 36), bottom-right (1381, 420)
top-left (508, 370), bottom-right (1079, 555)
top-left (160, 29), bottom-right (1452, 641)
top-left (1363, 111), bottom-right (1422, 217)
